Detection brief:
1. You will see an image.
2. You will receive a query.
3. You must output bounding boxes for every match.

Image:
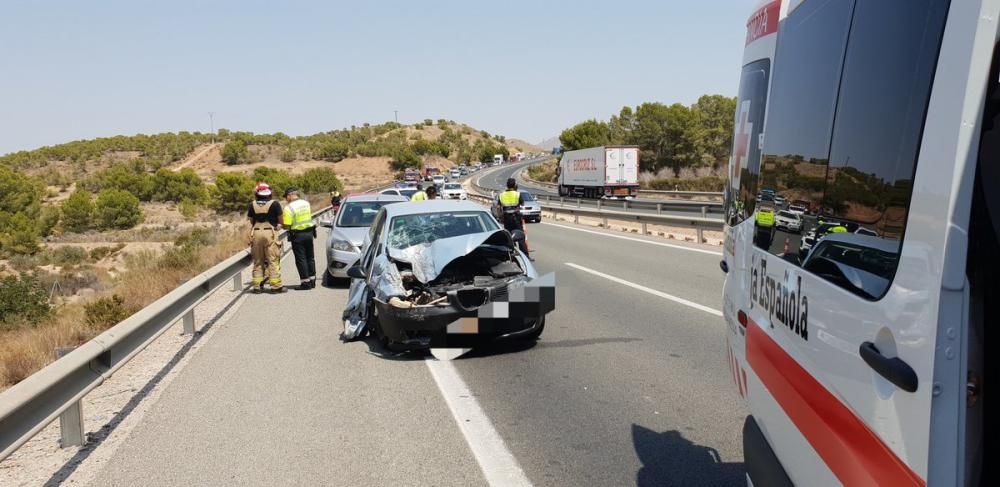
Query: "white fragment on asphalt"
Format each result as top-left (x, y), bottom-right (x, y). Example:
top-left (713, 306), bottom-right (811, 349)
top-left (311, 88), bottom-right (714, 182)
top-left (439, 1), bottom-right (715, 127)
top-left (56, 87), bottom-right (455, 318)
top-left (431, 348), bottom-right (472, 360)
top-left (426, 359), bottom-right (533, 487)
top-left (544, 222), bottom-right (722, 256)
top-left (565, 262), bottom-right (723, 317)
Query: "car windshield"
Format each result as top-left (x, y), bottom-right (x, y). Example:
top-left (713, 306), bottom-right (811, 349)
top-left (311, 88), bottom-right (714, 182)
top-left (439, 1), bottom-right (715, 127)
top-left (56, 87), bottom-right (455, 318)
top-left (386, 211), bottom-right (500, 249)
top-left (813, 240), bottom-right (898, 283)
top-left (520, 192), bottom-right (535, 201)
top-left (778, 211), bottom-right (796, 218)
top-left (399, 189), bottom-right (417, 198)
top-left (444, 183), bottom-right (462, 190)
top-left (336, 201), bottom-right (394, 228)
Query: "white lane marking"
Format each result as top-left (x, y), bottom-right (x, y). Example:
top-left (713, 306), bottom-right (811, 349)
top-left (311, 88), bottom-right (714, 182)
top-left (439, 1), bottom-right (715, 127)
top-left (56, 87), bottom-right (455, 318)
top-left (426, 359), bottom-right (533, 487)
top-left (565, 262), bottom-right (723, 317)
top-left (543, 222), bottom-right (722, 256)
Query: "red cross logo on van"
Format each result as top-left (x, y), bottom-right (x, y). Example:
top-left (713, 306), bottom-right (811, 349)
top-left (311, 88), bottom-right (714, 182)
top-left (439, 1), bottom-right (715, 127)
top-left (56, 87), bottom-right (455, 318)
top-left (733, 100), bottom-right (752, 174)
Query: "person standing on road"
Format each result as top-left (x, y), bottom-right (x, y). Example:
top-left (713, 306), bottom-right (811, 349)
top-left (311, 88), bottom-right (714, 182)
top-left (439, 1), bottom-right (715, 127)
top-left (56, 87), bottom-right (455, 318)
top-left (498, 178), bottom-right (532, 259)
top-left (411, 183), bottom-right (428, 201)
top-left (283, 187), bottom-right (317, 290)
top-left (330, 191), bottom-right (342, 213)
top-left (247, 183), bottom-right (286, 293)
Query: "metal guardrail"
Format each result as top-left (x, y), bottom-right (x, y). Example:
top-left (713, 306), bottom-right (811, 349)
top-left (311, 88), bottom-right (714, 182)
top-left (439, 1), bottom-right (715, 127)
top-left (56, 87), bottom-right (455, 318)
top-left (466, 174), bottom-right (724, 243)
top-left (0, 202), bottom-right (340, 461)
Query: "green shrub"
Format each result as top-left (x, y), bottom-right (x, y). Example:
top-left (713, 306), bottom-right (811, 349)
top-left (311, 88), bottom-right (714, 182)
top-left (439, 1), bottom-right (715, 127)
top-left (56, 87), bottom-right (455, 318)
top-left (89, 163), bottom-right (155, 200)
top-left (316, 141), bottom-right (349, 162)
top-left (0, 213), bottom-right (40, 256)
top-left (84, 294), bottom-right (134, 328)
top-left (209, 172), bottom-right (254, 213)
top-left (38, 205), bottom-right (61, 237)
top-left (8, 254), bottom-right (41, 272)
top-left (413, 123), bottom-right (425, 130)
top-left (296, 168), bottom-right (343, 195)
top-left (174, 228), bottom-right (214, 249)
top-left (158, 243), bottom-right (200, 271)
top-left (437, 119), bottom-right (448, 127)
top-left (280, 149), bottom-right (297, 162)
top-left (50, 246), bottom-right (88, 266)
top-left (644, 176), bottom-right (725, 192)
top-left (89, 246), bottom-right (117, 261)
top-left (95, 189), bottom-right (143, 230)
top-left (153, 168), bottom-right (206, 203)
top-left (61, 190), bottom-right (94, 233)
top-left (423, 119), bottom-right (433, 126)
top-left (178, 199), bottom-right (200, 220)
top-left (251, 167), bottom-right (295, 197)
top-left (0, 274), bottom-right (50, 328)
top-left (389, 148), bottom-right (421, 171)
top-left (221, 140), bottom-right (250, 165)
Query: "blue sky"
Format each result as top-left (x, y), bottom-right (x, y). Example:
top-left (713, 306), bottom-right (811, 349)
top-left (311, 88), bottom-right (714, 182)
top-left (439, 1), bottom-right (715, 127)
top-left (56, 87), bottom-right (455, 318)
top-left (0, 0), bottom-right (753, 154)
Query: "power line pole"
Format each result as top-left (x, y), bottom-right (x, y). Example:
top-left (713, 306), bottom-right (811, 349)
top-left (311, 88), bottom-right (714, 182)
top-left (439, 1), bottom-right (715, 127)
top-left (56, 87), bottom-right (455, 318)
top-left (208, 112), bottom-right (215, 143)
top-left (394, 110), bottom-right (398, 123)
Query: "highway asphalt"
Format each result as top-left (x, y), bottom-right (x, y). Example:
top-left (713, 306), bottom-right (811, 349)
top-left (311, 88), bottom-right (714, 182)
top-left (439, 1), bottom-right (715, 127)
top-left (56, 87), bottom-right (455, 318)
top-left (89, 207), bottom-right (745, 486)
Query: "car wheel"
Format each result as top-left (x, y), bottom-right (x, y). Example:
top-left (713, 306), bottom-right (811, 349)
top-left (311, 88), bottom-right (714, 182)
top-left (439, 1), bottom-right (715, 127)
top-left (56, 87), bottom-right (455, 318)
top-left (322, 270), bottom-right (335, 287)
top-left (523, 316), bottom-right (545, 340)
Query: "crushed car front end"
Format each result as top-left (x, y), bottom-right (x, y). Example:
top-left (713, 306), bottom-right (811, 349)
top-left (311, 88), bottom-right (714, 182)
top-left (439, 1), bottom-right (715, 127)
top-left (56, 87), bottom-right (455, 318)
top-left (345, 229), bottom-right (554, 351)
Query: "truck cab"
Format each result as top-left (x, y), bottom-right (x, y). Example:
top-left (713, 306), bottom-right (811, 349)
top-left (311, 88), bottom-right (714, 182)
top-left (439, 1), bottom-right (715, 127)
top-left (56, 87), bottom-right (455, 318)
top-left (721, 0), bottom-right (997, 485)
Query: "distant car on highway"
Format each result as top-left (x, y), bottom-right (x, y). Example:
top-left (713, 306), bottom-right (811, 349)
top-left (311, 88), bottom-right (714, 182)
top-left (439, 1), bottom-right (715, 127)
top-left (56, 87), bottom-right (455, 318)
top-left (381, 187), bottom-right (418, 200)
top-left (321, 193), bottom-right (408, 284)
top-left (432, 175), bottom-right (446, 187)
top-left (450, 168), bottom-right (461, 179)
top-left (520, 191), bottom-right (541, 223)
top-left (774, 210), bottom-right (802, 233)
top-left (440, 182), bottom-right (468, 200)
top-left (787, 204), bottom-right (808, 215)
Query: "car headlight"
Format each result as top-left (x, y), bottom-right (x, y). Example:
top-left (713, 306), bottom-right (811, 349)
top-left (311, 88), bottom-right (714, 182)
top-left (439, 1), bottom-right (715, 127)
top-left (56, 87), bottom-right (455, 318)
top-left (332, 239), bottom-right (354, 252)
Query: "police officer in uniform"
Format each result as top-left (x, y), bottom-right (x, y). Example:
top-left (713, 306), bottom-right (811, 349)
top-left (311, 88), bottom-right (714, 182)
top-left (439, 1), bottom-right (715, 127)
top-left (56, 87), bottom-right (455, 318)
top-left (497, 178), bottom-right (532, 258)
top-left (411, 183), bottom-right (428, 201)
top-left (282, 187), bottom-right (317, 290)
top-left (247, 183), bottom-right (285, 293)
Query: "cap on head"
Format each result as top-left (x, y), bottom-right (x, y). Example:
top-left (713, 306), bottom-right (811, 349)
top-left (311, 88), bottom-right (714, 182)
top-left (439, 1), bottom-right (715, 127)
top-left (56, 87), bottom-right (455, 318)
top-left (506, 178), bottom-right (517, 189)
top-left (284, 187), bottom-right (299, 197)
top-left (255, 182), bottom-right (272, 197)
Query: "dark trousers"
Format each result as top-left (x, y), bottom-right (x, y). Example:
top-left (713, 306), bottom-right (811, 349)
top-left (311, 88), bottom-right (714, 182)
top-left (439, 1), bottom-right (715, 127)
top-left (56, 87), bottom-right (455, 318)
top-left (289, 230), bottom-right (316, 282)
top-left (502, 213), bottom-right (529, 254)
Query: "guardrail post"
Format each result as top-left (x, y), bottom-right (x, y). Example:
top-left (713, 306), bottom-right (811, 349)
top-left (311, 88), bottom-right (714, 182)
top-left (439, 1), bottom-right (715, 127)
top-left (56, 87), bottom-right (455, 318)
top-left (576, 198), bottom-right (581, 208)
top-left (701, 206), bottom-right (707, 218)
top-left (183, 310), bottom-right (196, 334)
top-left (697, 227), bottom-right (704, 244)
top-left (54, 347), bottom-right (85, 448)
top-left (623, 201), bottom-right (628, 212)
top-left (597, 199), bottom-right (602, 211)
top-left (657, 203), bottom-right (663, 214)
top-left (574, 213), bottom-right (579, 224)
top-left (232, 273), bottom-right (242, 292)
top-left (602, 216), bottom-right (608, 228)
top-left (559, 197), bottom-right (564, 206)
top-left (642, 222), bottom-right (648, 235)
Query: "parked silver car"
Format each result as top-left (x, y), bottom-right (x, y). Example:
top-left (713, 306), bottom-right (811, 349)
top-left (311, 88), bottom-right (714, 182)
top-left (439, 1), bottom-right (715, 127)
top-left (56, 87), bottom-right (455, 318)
top-left (321, 193), bottom-right (408, 284)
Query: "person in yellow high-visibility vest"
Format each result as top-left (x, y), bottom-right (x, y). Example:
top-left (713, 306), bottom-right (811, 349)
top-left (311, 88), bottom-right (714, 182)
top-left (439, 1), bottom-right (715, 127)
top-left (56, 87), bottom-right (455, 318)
top-left (283, 187), bottom-right (317, 290)
top-left (497, 178), bottom-right (532, 259)
top-left (754, 206), bottom-right (776, 249)
top-left (411, 183), bottom-right (428, 201)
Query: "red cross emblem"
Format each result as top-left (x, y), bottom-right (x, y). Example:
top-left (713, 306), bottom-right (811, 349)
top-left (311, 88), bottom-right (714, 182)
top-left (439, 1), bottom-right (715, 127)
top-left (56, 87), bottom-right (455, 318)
top-left (733, 100), bottom-right (752, 173)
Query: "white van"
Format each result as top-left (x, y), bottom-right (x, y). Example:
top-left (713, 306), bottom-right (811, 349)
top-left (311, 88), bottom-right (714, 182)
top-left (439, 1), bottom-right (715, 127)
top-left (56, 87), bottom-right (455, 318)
top-left (721, 0), bottom-right (997, 485)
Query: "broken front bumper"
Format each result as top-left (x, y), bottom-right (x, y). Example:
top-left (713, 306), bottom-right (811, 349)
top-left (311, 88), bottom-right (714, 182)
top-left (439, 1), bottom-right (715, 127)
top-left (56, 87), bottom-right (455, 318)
top-left (373, 273), bottom-right (555, 351)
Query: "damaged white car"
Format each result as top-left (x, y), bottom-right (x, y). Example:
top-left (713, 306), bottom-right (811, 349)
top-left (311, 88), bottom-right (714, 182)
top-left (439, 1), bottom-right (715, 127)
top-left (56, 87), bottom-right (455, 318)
top-left (342, 200), bottom-right (555, 351)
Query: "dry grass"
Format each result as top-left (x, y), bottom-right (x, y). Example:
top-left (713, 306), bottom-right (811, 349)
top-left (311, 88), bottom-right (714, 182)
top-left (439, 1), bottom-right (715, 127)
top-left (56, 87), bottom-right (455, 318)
top-left (0, 227), bottom-right (247, 390)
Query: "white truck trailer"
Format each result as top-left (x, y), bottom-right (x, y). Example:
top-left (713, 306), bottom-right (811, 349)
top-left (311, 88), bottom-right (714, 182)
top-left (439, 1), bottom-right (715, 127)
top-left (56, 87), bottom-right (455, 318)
top-left (557, 146), bottom-right (639, 199)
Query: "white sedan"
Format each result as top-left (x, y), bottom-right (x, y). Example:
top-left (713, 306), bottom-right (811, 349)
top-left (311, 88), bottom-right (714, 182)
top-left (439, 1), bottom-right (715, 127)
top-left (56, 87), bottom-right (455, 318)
top-left (440, 182), bottom-right (468, 200)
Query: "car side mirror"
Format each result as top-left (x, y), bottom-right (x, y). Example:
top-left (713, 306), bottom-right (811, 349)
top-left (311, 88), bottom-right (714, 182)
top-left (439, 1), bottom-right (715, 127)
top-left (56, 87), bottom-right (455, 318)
top-left (510, 230), bottom-right (526, 242)
top-left (319, 220), bottom-right (333, 228)
top-left (346, 266), bottom-right (367, 279)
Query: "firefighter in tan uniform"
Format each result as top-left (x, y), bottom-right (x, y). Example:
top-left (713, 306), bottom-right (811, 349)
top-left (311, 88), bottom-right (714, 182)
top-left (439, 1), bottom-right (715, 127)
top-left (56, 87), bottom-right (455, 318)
top-left (247, 183), bottom-right (286, 293)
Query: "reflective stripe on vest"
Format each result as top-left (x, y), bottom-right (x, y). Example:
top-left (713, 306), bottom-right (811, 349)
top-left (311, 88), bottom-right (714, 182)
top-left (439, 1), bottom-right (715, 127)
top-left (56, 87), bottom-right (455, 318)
top-left (411, 191), bottom-right (428, 201)
top-left (283, 199), bottom-right (314, 230)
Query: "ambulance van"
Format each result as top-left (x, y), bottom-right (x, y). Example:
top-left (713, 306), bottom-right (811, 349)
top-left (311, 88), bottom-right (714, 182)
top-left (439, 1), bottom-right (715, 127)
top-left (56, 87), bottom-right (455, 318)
top-left (721, 0), bottom-right (998, 485)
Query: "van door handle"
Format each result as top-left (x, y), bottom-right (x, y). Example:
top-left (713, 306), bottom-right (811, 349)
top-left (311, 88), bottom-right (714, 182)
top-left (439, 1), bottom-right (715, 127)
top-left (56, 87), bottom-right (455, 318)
top-left (859, 342), bottom-right (918, 392)
top-left (719, 260), bottom-right (729, 273)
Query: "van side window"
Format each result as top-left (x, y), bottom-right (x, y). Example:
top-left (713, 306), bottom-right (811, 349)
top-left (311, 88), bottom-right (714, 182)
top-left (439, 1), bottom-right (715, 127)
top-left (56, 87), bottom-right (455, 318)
top-left (725, 59), bottom-right (770, 226)
top-left (757, 0), bottom-right (950, 300)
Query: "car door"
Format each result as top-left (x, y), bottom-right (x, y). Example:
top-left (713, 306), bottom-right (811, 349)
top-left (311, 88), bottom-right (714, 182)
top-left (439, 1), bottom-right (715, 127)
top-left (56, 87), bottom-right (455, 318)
top-left (744, 1), bottom-right (950, 484)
